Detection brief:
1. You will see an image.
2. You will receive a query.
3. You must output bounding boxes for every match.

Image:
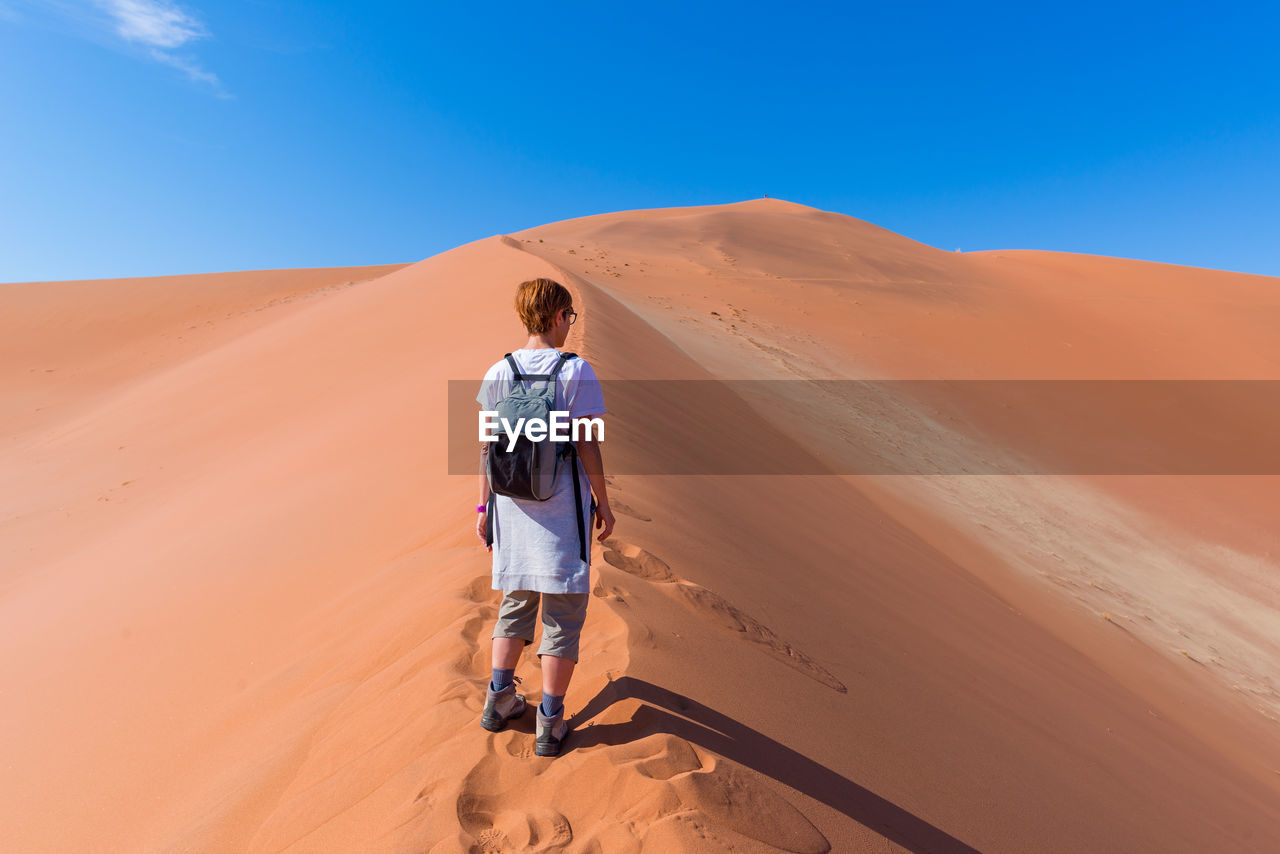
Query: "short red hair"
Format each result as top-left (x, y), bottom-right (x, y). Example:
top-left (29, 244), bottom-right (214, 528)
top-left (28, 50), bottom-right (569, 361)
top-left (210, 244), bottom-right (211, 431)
top-left (514, 278), bottom-right (573, 334)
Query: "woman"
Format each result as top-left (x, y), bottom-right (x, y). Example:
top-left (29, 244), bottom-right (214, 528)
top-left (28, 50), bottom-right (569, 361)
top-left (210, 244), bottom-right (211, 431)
top-left (474, 277), bottom-right (615, 757)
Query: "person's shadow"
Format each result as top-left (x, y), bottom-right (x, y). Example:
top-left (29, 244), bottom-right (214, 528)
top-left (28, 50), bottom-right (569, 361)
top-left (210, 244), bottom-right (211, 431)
top-left (564, 676), bottom-right (979, 854)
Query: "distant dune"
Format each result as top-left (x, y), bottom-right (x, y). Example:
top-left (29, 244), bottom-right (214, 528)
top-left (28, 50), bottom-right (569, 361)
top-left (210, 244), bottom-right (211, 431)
top-left (2, 199), bottom-right (1278, 852)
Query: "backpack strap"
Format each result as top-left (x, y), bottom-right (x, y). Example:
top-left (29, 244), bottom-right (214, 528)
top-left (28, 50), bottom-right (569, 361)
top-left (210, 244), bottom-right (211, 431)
top-left (485, 491), bottom-right (495, 547)
top-left (504, 351), bottom-right (578, 387)
top-left (566, 442), bottom-right (588, 564)
top-left (551, 351), bottom-right (585, 561)
top-left (548, 351), bottom-right (577, 382)
top-left (503, 353), bottom-right (525, 382)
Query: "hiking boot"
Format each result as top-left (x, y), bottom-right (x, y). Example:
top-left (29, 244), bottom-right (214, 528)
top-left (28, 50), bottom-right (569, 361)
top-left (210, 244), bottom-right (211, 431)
top-left (480, 675), bottom-right (526, 732)
top-left (535, 702), bottom-right (570, 756)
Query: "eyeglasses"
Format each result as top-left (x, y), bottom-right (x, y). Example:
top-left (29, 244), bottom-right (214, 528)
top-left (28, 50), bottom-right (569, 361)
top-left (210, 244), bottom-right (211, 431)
top-left (565, 308), bottom-right (578, 325)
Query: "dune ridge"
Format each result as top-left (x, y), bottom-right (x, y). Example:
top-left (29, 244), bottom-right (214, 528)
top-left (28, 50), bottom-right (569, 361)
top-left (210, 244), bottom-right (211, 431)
top-left (2, 199), bottom-right (1279, 851)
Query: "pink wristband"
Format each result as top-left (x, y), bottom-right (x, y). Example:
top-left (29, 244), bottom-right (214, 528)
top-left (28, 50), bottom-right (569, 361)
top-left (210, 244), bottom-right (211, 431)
top-left (476, 504), bottom-right (487, 513)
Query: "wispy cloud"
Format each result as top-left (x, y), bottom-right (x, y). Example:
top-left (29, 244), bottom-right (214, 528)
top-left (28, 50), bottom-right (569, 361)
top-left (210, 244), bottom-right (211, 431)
top-left (5, 0), bottom-right (230, 97)
top-left (101, 0), bottom-right (205, 47)
top-left (95, 0), bottom-right (228, 95)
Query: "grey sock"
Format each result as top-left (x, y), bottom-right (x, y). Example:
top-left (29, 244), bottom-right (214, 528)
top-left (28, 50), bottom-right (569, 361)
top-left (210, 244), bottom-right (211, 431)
top-left (491, 667), bottom-right (514, 692)
top-left (539, 692), bottom-right (564, 718)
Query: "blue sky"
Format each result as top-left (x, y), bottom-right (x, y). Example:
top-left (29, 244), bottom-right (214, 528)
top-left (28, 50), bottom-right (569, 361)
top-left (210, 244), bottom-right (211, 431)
top-left (2, 1), bottom-right (1278, 282)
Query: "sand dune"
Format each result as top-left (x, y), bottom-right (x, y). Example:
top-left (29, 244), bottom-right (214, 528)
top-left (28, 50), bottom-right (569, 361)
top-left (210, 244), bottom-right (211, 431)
top-left (3, 199), bottom-right (1279, 852)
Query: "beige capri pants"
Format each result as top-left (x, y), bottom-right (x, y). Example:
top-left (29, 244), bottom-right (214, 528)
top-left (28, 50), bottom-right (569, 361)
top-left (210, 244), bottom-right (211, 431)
top-left (492, 589), bottom-right (590, 662)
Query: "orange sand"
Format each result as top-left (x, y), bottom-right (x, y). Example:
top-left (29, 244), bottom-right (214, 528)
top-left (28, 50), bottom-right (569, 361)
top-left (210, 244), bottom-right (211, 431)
top-left (2, 200), bottom-right (1278, 852)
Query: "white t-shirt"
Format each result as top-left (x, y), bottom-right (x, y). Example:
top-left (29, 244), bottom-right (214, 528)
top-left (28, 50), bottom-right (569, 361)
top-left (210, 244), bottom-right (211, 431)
top-left (476, 348), bottom-right (607, 594)
top-left (476, 348), bottom-right (607, 423)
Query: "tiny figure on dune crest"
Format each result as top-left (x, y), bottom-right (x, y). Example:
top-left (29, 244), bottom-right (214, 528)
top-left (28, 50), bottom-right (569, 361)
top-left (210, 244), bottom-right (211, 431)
top-left (475, 277), bottom-right (615, 757)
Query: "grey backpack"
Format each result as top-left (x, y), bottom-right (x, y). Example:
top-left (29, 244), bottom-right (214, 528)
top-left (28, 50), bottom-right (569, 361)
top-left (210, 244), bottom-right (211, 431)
top-left (483, 351), bottom-right (589, 562)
